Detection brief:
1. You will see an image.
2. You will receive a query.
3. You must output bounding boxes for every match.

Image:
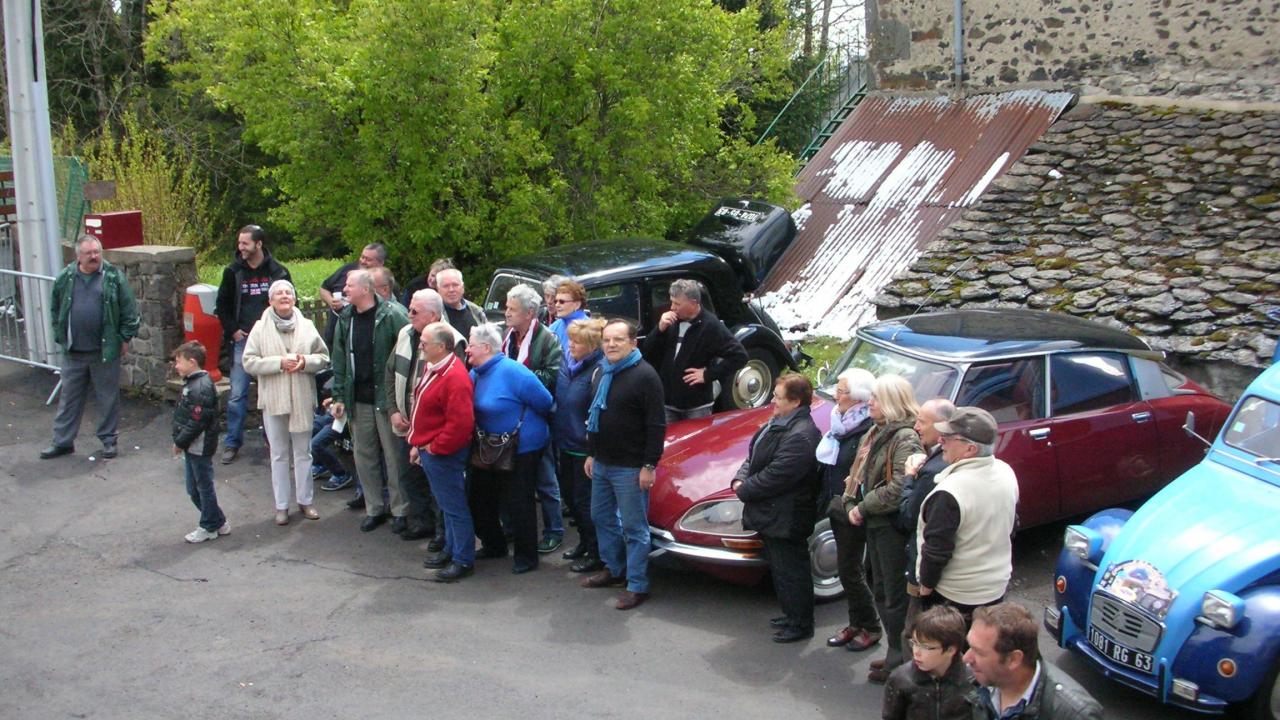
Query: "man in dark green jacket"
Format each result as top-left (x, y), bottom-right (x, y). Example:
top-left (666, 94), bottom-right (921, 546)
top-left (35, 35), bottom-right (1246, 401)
top-left (41, 236), bottom-right (140, 460)
top-left (330, 269), bottom-right (410, 532)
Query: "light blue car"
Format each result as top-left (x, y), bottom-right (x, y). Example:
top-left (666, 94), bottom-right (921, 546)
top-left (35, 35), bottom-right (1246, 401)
top-left (1046, 362), bottom-right (1280, 719)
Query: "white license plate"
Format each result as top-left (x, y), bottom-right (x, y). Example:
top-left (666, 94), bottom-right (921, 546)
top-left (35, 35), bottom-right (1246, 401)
top-left (1088, 626), bottom-right (1154, 673)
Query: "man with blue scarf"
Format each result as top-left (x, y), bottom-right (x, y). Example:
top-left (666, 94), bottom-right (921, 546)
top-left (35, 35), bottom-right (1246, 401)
top-left (581, 319), bottom-right (666, 610)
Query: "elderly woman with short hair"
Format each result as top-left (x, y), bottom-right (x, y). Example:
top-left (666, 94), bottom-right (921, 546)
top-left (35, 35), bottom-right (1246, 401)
top-left (466, 323), bottom-right (554, 574)
top-left (242, 279), bottom-right (330, 525)
top-left (843, 373), bottom-right (924, 682)
top-left (553, 317), bottom-right (608, 572)
top-left (821, 368), bottom-right (883, 653)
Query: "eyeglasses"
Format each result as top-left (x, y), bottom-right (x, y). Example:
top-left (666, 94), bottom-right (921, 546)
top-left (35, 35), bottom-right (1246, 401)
top-left (908, 639), bottom-right (942, 652)
top-left (554, 298), bottom-right (578, 305)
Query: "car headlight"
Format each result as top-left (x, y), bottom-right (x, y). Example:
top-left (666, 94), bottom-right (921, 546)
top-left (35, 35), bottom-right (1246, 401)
top-left (1200, 590), bottom-right (1244, 630)
top-left (677, 499), bottom-right (753, 537)
top-left (1063, 526), bottom-right (1103, 564)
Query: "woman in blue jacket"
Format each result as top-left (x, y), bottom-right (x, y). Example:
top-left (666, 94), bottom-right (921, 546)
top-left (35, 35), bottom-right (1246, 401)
top-left (553, 317), bottom-right (607, 573)
top-left (466, 323), bottom-right (554, 574)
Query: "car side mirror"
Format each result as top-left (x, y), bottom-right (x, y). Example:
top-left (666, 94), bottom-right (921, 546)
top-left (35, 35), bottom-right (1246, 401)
top-left (1182, 411), bottom-right (1212, 449)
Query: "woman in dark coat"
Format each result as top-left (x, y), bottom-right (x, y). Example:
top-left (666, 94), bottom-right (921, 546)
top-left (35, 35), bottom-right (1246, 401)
top-left (820, 368), bottom-right (882, 652)
top-left (552, 317), bottom-right (607, 572)
top-left (732, 373), bottom-right (823, 644)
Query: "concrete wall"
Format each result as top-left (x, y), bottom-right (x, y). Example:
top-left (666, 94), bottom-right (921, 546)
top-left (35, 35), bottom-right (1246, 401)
top-left (868, 0), bottom-right (1280, 101)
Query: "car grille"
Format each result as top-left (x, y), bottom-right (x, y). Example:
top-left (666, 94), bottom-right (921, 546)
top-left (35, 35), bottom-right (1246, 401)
top-left (1090, 592), bottom-right (1162, 652)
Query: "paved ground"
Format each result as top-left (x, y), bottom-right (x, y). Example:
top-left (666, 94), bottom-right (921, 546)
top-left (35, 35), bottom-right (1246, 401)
top-left (0, 362), bottom-right (1204, 720)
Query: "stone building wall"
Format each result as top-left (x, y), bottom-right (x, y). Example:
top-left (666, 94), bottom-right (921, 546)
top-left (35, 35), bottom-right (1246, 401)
top-left (872, 100), bottom-right (1279, 399)
top-left (104, 245), bottom-right (198, 395)
top-left (867, 0), bottom-right (1280, 101)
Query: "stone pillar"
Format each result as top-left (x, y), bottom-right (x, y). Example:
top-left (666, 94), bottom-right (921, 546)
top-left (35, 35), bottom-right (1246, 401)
top-left (101, 245), bottom-right (198, 395)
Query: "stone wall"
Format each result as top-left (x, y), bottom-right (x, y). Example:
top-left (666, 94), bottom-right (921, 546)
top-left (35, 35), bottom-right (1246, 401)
top-left (104, 245), bottom-right (198, 394)
top-left (867, 0), bottom-right (1280, 101)
top-left (872, 100), bottom-right (1279, 400)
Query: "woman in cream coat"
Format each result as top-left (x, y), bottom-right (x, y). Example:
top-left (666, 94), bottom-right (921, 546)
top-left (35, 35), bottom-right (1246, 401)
top-left (243, 280), bottom-right (330, 525)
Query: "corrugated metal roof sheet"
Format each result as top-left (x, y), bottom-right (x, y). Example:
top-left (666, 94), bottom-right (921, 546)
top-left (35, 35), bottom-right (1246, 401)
top-left (759, 89), bottom-right (1075, 338)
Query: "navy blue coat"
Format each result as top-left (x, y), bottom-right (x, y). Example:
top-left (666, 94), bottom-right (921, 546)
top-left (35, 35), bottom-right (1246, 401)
top-left (552, 349), bottom-right (602, 454)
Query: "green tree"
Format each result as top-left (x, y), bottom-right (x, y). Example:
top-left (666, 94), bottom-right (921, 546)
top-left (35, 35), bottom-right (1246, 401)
top-left (148, 0), bottom-right (795, 281)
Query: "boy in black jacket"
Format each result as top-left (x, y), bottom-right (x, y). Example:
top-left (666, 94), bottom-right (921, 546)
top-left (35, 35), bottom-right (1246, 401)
top-left (171, 341), bottom-right (228, 543)
top-left (882, 606), bottom-right (974, 720)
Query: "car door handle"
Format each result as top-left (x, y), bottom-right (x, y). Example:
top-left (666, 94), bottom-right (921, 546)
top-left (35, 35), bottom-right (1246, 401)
top-left (1029, 427), bottom-right (1051, 440)
top-left (1131, 411), bottom-right (1152, 423)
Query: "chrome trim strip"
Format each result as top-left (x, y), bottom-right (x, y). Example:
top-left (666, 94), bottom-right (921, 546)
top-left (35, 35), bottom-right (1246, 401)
top-left (649, 527), bottom-right (769, 566)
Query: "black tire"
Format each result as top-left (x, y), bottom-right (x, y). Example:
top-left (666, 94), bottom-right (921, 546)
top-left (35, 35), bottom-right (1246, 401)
top-left (719, 347), bottom-right (780, 410)
top-left (808, 517), bottom-right (845, 602)
top-left (1242, 656), bottom-right (1280, 720)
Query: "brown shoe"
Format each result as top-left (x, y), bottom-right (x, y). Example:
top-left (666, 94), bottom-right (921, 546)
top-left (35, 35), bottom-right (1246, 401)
top-left (580, 570), bottom-right (626, 589)
top-left (275, 510), bottom-right (289, 526)
top-left (300, 505), bottom-right (320, 520)
top-left (615, 590), bottom-right (649, 610)
top-left (845, 629), bottom-right (882, 652)
top-left (827, 626), bottom-right (856, 647)
top-left (870, 658), bottom-right (886, 671)
top-left (868, 666), bottom-right (890, 684)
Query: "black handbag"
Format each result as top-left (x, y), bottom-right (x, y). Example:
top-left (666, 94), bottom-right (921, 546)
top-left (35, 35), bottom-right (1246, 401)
top-left (470, 410), bottom-right (524, 472)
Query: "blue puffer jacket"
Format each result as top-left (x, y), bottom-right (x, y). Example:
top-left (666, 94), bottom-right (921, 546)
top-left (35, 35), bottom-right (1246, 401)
top-left (552, 349), bottom-right (602, 454)
top-left (471, 354), bottom-right (554, 454)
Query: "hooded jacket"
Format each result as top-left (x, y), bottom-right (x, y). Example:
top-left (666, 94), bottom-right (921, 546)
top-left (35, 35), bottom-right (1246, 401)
top-left (214, 247), bottom-right (291, 337)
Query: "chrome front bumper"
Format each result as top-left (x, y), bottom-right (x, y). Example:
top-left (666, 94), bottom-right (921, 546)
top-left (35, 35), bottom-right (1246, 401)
top-left (648, 527), bottom-right (768, 566)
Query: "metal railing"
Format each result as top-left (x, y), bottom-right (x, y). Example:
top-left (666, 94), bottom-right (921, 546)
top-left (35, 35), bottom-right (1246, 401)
top-left (0, 224), bottom-right (60, 407)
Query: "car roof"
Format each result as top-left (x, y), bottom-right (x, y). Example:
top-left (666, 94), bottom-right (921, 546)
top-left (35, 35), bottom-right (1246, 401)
top-left (860, 309), bottom-right (1153, 361)
top-left (494, 239), bottom-right (725, 284)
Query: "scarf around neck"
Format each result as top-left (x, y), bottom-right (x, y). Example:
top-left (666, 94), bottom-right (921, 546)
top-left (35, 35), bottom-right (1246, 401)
top-left (271, 307), bottom-right (298, 333)
top-left (815, 402), bottom-right (869, 465)
top-left (586, 348), bottom-right (641, 433)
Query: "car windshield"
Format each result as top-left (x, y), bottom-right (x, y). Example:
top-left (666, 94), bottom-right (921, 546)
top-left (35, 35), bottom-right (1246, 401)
top-left (820, 338), bottom-right (960, 402)
top-left (1223, 395), bottom-right (1280, 462)
top-left (484, 272), bottom-right (542, 314)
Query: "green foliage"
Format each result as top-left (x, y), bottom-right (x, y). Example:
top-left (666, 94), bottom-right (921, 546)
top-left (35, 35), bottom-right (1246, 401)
top-left (148, 0), bottom-right (796, 284)
top-left (78, 115), bottom-right (218, 256)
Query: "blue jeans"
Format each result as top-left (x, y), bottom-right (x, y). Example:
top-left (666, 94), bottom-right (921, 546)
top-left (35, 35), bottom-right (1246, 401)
top-left (591, 461), bottom-right (650, 593)
top-left (310, 410), bottom-right (348, 478)
top-left (536, 445), bottom-right (564, 535)
top-left (185, 452), bottom-right (225, 531)
top-left (421, 447), bottom-right (474, 566)
top-left (225, 338), bottom-right (250, 449)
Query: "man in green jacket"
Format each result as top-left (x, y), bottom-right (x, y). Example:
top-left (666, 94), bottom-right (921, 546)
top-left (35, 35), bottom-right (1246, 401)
top-left (41, 236), bottom-right (140, 460)
top-left (330, 269), bottom-right (410, 532)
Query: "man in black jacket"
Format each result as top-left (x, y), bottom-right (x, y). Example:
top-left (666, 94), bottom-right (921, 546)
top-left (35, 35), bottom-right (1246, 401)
top-left (641, 278), bottom-right (747, 423)
top-left (214, 225), bottom-right (291, 464)
top-left (581, 319), bottom-right (666, 611)
top-left (732, 373), bottom-right (822, 643)
top-left (900, 397), bottom-right (955, 653)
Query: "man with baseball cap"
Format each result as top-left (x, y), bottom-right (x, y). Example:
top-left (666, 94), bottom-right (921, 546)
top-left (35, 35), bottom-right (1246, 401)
top-left (914, 406), bottom-right (1019, 623)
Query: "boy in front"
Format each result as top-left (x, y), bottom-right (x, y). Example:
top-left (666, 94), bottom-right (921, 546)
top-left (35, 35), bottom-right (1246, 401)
top-left (172, 341), bottom-right (229, 543)
top-left (882, 606), bottom-right (973, 720)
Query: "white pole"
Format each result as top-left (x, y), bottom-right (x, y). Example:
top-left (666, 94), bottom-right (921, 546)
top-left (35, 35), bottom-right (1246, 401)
top-left (4, 0), bottom-right (64, 367)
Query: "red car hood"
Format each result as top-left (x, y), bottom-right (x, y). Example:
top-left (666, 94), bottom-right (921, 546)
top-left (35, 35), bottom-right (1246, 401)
top-left (650, 398), bottom-right (833, 530)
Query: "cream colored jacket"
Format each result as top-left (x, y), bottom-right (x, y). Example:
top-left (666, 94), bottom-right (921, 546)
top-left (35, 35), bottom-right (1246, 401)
top-left (242, 307), bottom-right (330, 433)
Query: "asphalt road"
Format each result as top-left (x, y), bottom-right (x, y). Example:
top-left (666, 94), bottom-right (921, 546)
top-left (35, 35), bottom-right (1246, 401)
top-left (0, 363), bottom-right (1204, 720)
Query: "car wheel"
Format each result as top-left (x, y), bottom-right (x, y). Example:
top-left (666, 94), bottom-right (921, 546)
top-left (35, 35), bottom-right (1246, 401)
top-left (722, 347), bottom-right (780, 410)
top-left (1244, 657), bottom-right (1280, 720)
top-left (808, 517), bottom-right (845, 602)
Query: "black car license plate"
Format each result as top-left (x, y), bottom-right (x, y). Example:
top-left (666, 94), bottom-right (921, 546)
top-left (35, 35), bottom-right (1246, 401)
top-left (1088, 626), bottom-right (1154, 673)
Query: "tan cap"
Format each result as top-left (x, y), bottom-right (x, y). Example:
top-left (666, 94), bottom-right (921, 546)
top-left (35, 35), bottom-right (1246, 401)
top-left (934, 406), bottom-right (997, 444)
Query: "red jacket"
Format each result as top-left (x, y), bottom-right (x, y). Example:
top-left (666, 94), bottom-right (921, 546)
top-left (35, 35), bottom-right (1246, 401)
top-left (408, 353), bottom-right (474, 456)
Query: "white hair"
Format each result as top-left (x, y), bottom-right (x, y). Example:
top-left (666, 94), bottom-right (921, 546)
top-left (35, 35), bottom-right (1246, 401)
top-left (507, 283), bottom-right (542, 313)
top-left (837, 367), bottom-right (876, 402)
top-left (669, 278), bottom-right (702, 303)
top-left (435, 268), bottom-right (463, 286)
top-left (542, 274), bottom-right (567, 294)
top-left (268, 279), bottom-right (296, 299)
top-left (412, 288), bottom-right (444, 319)
top-left (470, 323), bottom-right (503, 352)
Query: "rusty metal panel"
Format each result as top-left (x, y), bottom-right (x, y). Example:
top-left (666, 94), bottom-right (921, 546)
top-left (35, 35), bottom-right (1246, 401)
top-left (760, 89), bottom-right (1075, 338)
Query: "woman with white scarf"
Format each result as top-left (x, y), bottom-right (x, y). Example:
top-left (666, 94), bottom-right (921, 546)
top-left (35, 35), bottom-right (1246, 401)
top-left (242, 280), bottom-right (330, 525)
top-left (819, 368), bottom-right (883, 652)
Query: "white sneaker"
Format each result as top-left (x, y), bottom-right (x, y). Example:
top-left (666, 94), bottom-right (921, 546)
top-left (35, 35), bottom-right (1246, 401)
top-left (185, 527), bottom-right (219, 543)
top-left (216, 522), bottom-right (231, 536)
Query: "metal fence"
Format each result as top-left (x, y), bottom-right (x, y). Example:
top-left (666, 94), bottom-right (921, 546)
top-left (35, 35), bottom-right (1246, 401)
top-left (0, 224), bottom-right (59, 378)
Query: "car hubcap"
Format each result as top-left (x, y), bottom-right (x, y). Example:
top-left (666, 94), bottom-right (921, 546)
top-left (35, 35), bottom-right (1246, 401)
top-left (732, 359), bottom-right (772, 408)
top-left (808, 519), bottom-right (844, 599)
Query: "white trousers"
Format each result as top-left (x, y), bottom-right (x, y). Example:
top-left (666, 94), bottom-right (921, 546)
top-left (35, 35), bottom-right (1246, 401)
top-left (263, 413), bottom-right (314, 510)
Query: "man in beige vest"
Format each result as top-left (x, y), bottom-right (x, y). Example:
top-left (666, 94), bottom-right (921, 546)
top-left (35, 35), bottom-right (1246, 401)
top-left (915, 406), bottom-right (1018, 622)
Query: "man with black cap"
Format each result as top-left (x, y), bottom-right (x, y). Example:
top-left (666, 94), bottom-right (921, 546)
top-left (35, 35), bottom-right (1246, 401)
top-left (914, 406), bottom-right (1019, 623)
